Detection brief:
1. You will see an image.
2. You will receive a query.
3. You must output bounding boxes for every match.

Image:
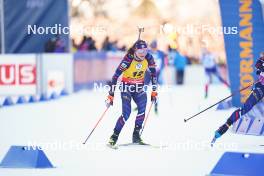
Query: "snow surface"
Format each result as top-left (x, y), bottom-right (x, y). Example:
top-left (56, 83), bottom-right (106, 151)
top-left (0, 83), bottom-right (264, 176)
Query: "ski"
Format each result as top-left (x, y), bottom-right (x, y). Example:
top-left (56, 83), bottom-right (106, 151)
top-left (117, 142), bottom-right (167, 149)
top-left (106, 144), bottom-right (118, 150)
top-left (107, 142), bottom-right (167, 150)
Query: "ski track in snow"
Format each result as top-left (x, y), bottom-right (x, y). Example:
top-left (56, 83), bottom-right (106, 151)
top-left (0, 85), bottom-right (263, 176)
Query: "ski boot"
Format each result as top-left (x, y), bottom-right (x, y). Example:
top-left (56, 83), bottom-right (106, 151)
top-left (108, 132), bottom-right (119, 146)
top-left (211, 123), bottom-right (230, 146)
top-left (132, 125), bottom-right (145, 144)
top-left (154, 103), bottom-right (158, 115)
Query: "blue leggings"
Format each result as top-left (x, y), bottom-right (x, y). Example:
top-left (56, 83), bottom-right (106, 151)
top-left (113, 89), bottom-right (147, 134)
top-left (205, 67), bottom-right (229, 87)
top-left (226, 82), bottom-right (264, 126)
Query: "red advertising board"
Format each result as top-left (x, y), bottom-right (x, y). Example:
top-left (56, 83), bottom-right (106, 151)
top-left (0, 55), bottom-right (37, 95)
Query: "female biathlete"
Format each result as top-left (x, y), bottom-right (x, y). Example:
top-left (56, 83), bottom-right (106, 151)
top-left (105, 40), bottom-right (158, 147)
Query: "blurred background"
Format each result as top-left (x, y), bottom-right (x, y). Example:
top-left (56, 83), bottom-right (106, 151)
top-left (0, 1), bottom-right (264, 176)
top-left (0, 0), bottom-right (228, 59)
top-left (0, 0), bottom-right (229, 98)
top-left (0, 0), bottom-right (263, 120)
top-left (69, 0), bottom-right (226, 61)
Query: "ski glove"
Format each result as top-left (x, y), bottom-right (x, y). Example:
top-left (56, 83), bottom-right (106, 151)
top-left (105, 94), bottom-right (114, 107)
top-left (151, 91), bottom-right (158, 104)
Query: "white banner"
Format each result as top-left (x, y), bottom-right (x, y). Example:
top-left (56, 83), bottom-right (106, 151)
top-left (0, 54), bottom-right (37, 95)
top-left (41, 53), bottom-right (73, 95)
top-left (47, 70), bottom-right (65, 96)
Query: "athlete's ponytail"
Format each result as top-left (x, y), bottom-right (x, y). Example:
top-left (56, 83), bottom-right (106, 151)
top-left (126, 41), bottom-right (137, 55)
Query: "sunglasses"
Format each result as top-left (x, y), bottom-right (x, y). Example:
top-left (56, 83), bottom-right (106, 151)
top-left (135, 48), bottom-right (147, 56)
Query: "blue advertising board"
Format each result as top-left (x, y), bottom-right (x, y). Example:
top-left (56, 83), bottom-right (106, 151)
top-left (219, 0), bottom-right (264, 107)
top-left (3, 0), bottom-right (69, 53)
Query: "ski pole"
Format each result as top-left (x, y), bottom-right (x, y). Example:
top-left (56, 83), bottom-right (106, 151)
top-left (83, 106), bottom-right (110, 144)
top-left (184, 81), bottom-right (257, 123)
top-left (140, 101), bottom-right (154, 136)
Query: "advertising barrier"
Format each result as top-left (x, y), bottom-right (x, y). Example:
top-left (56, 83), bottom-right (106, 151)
top-left (73, 51), bottom-right (123, 91)
top-left (40, 53), bottom-right (73, 98)
top-left (0, 53), bottom-right (73, 106)
top-left (0, 54), bottom-right (37, 95)
top-left (219, 0), bottom-right (264, 136)
top-left (219, 0), bottom-right (264, 106)
top-left (2, 0), bottom-right (69, 53)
